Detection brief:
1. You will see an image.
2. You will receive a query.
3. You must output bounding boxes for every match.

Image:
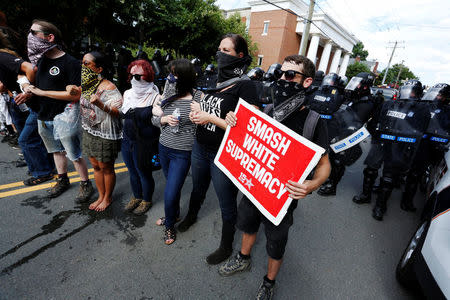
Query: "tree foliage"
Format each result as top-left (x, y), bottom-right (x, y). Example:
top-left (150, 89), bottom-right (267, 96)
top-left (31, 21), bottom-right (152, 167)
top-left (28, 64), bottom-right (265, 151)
top-left (345, 62), bottom-right (370, 80)
top-left (0, 0), bottom-right (257, 64)
top-left (351, 42), bottom-right (369, 61)
top-left (374, 63), bottom-right (418, 86)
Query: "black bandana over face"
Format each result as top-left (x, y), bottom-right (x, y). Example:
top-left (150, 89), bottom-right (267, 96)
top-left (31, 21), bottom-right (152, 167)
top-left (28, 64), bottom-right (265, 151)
top-left (216, 51), bottom-right (252, 83)
top-left (273, 79), bottom-right (305, 107)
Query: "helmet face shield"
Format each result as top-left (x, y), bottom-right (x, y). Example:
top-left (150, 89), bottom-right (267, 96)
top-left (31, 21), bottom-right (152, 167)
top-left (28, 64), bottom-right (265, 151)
top-left (322, 73), bottom-right (339, 87)
top-left (345, 77), bottom-right (363, 91)
top-left (421, 88), bottom-right (440, 101)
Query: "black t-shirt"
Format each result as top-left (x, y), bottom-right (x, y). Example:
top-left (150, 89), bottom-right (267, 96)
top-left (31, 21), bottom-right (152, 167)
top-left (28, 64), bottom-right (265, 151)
top-left (196, 80), bottom-right (261, 151)
top-left (0, 51), bottom-right (23, 93)
top-left (34, 53), bottom-right (81, 121)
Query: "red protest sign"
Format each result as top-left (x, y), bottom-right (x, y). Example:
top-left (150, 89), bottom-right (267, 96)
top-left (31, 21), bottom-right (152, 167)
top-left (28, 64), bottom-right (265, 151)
top-left (214, 99), bottom-right (325, 225)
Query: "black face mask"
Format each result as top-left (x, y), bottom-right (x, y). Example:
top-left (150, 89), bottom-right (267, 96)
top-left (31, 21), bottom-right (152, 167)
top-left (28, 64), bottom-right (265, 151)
top-left (273, 79), bottom-right (305, 107)
top-left (216, 51), bottom-right (252, 83)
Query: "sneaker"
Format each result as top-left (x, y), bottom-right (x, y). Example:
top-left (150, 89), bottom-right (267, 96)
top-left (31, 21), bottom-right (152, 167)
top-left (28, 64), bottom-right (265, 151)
top-left (255, 279), bottom-right (275, 300)
top-left (124, 197), bottom-right (142, 212)
top-left (47, 176), bottom-right (70, 198)
top-left (15, 157), bottom-right (27, 168)
top-left (133, 200), bottom-right (152, 215)
top-left (23, 173), bottom-right (54, 186)
top-left (75, 180), bottom-right (94, 203)
top-left (218, 252), bottom-right (251, 277)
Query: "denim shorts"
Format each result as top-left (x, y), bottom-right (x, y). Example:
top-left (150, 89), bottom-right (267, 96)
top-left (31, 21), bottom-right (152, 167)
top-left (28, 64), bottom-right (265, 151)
top-left (38, 120), bottom-right (82, 161)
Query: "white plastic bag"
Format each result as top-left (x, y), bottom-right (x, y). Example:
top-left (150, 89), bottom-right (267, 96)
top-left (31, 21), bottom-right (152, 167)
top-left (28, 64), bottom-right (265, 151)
top-left (53, 102), bottom-right (81, 139)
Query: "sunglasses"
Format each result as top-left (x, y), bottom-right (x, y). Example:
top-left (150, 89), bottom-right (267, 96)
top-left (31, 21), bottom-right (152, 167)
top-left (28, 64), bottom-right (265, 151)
top-left (29, 29), bottom-right (48, 36)
top-left (280, 70), bottom-right (305, 81)
top-left (131, 74), bottom-right (143, 81)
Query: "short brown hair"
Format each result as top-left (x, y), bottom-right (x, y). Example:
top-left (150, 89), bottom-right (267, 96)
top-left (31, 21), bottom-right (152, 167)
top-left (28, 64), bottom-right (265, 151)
top-left (283, 55), bottom-right (315, 79)
top-left (32, 19), bottom-right (62, 44)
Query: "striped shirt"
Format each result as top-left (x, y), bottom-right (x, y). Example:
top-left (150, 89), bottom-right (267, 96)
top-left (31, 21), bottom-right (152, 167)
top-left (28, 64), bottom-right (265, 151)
top-left (155, 98), bottom-right (196, 151)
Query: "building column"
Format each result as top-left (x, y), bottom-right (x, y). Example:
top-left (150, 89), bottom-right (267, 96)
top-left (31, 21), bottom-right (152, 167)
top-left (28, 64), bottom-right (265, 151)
top-left (338, 52), bottom-right (351, 77)
top-left (306, 34), bottom-right (320, 65)
top-left (329, 48), bottom-right (342, 74)
top-left (317, 40), bottom-right (333, 72)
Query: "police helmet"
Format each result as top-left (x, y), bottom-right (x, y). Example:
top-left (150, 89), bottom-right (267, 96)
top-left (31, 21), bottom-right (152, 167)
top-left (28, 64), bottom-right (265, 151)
top-left (312, 70), bottom-right (325, 87)
top-left (205, 64), bottom-right (216, 74)
top-left (399, 79), bottom-right (423, 101)
top-left (263, 63), bottom-right (282, 82)
top-left (321, 73), bottom-right (340, 88)
top-left (345, 72), bottom-right (375, 97)
top-left (339, 76), bottom-right (348, 88)
top-left (191, 58), bottom-right (201, 66)
top-left (421, 83), bottom-right (449, 103)
top-left (247, 67), bottom-right (265, 81)
top-left (164, 53), bottom-right (173, 63)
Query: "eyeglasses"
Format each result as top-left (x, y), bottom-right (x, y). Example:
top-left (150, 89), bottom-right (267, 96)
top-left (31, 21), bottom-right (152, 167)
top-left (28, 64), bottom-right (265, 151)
top-left (29, 29), bottom-right (48, 36)
top-left (280, 70), bottom-right (305, 81)
top-left (131, 74), bottom-right (142, 81)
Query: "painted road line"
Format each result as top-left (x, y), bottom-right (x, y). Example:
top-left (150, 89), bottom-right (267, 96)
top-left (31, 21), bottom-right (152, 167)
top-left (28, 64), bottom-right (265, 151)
top-left (0, 163), bottom-right (126, 191)
top-left (0, 167), bottom-right (128, 198)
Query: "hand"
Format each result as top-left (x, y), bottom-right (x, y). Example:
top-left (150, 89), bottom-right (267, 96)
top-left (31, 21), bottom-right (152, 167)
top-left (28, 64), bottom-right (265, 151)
top-left (14, 92), bottom-right (32, 105)
top-left (66, 85), bottom-right (81, 96)
top-left (162, 115), bottom-right (179, 126)
top-left (225, 111), bottom-right (237, 127)
top-left (190, 110), bottom-right (211, 125)
top-left (27, 85), bottom-right (45, 96)
top-left (190, 101), bottom-right (201, 113)
top-left (90, 94), bottom-right (101, 106)
top-left (286, 180), bottom-right (318, 199)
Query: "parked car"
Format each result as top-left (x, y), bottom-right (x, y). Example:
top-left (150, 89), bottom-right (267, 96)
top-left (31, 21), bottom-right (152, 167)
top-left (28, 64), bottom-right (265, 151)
top-left (371, 87), bottom-right (398, 100)
top-left (396, 149), bottom-right (450, 299)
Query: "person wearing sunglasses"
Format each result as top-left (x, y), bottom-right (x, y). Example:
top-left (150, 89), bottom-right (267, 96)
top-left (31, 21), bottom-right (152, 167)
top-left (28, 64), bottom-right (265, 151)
top-left (20, 20), bottom-right (93, 202)
top-left (219, 55), bottom-right (331, 300)
top-left (120, 59), bottom-right (160, 216)
top-left (79, 50), bottom-right (123, 211)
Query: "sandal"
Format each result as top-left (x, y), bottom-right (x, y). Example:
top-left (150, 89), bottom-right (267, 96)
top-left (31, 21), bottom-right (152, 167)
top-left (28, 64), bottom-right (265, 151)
top-left (23, 174), bottom-right (54, 186)
top-left (156, 216), bottom-right (182, 226)
top-left (164, 228), bottom-right (176, 245)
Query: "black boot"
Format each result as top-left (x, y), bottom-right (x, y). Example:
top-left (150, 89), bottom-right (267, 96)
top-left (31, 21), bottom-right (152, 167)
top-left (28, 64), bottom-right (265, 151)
top-left (353, 168), bottom-right (378, 204)
top-left (206, 220), bottom-right (235, 265)
top-left (178, 193), bottom-right (203, 232)
top-left (318, 159), bottom-right (345, 196)
top-left (400, 173), bottom-right (418, 212)
top-left (372, 177), bottom-right (393, 221)
top-left (317, 179), bottom-right (336, 196)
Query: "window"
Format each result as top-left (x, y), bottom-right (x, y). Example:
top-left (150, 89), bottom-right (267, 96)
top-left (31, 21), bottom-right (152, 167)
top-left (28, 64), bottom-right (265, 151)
top-left (258, 55), bottom-right (264, 66)
top-left (262, 21), bottom-right (270, 35)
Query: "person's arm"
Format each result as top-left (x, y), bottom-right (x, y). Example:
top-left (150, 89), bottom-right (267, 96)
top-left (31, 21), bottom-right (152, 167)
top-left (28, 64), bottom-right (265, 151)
top-left (20, 61), bottom-right (35, 84)
top-left (90, 85), bottom-right (122, 118)
top-left (26, 84), bottom-right (81, 102)
top-left (286, 154), bottom-right (331, 199)
top-left (189, 101), bottom-right (228, 130)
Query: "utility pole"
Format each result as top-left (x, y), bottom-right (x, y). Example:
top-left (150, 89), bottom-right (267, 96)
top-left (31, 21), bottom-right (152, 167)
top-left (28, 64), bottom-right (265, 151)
top-left (299, 0), bottom-right (315, 56)
top-left (395, 60), bottom-right (405, 88)
top-left (381, 41), bottom-right (405, 85)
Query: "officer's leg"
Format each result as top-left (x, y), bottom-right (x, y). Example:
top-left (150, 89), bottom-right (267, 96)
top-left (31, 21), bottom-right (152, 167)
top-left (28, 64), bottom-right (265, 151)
top-left (353, 167), bottom-right (378, 204)
top-left (401, 170), bottom-right (420, 212)
top-left (372, 171), bottom-right (394, 221)
top-left (317, 153), bottom-right (345, 196)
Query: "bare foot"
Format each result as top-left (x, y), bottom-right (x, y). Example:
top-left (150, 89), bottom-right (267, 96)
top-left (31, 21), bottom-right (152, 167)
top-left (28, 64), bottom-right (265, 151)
top-left (89, 197), bottom-right (103, 210)
top-left (95, 198), bottom-right (112, 212)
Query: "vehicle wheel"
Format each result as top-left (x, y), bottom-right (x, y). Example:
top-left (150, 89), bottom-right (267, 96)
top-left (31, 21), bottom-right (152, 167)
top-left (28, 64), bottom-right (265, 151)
top-left (396, 220), bottom-right (429, 289)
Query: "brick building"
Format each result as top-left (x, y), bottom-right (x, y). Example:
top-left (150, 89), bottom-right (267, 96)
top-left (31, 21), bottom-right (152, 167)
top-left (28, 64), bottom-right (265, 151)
top-left (223, 0), bottom-right (360, 77)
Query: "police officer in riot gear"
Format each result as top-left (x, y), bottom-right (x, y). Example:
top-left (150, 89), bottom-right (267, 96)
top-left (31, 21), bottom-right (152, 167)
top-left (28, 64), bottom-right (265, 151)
top-left (263, 63), bottom-right (282, 82)
top-left (398, 83), bottom-right (450, 211)
top-left (247, 67), bottom-right (265, 81)
top-left (356, 80), bottom-right (430, 221)
top-left (318, 72), bottom-right (382, 196)
top-left (197, 63), bottom-right (218, 90)
top-left (307, 73), bottom-right (344, 121)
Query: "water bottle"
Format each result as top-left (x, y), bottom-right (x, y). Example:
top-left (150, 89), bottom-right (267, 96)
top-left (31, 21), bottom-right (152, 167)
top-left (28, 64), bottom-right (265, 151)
top-left (171, 107), bottom-right (180, 133)
top-left (12, 91), bottom-right (29, 112)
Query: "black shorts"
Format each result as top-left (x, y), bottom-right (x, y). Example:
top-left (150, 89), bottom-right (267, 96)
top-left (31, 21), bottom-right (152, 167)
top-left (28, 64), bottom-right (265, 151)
top-left (236, 196), bottom-right (294, 260)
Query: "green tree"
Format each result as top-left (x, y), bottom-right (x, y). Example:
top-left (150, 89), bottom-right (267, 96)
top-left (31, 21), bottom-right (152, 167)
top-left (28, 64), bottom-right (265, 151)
top-left (345, 62), bottom-right (370, 80)
top-left (351, 41), bottom-right (369, 61)
top-left (374, 63), bottom-right (418, 86)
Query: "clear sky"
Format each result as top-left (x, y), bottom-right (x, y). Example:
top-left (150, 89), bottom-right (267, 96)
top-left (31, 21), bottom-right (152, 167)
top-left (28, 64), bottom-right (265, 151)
top-left (216, 0), bottom-right (450, 86)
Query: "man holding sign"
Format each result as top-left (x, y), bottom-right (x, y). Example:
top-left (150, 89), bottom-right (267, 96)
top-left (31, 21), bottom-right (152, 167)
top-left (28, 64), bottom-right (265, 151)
top-left (218, 55), bottom-right (330, 299)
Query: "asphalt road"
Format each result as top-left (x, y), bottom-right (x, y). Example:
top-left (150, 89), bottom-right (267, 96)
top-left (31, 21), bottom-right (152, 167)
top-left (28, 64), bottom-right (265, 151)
top-left (0, 138), bottom-right (423, 299)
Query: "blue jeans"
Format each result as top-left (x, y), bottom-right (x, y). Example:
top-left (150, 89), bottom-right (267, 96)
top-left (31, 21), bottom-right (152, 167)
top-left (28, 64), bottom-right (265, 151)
top-left (159, 143), bottom-right (191, 229)
top-left (8, 101), bottom-right (28, 135)
top-left (121, 136), bottom-right (155, 203)
top-left (18, 110), bottom-right (54, 178)
top-left (190, 141), bottom-right (239, 224)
